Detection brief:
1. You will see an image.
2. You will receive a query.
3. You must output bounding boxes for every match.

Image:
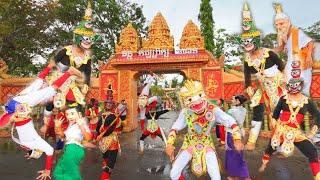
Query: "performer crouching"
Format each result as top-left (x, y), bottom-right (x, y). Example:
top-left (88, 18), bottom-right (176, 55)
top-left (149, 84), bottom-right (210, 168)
top-left (165, 80), bottom-right (243, 180)
top-left (138, 96), bottom-right (169, 153)
top-left (259, 72), bottom-right (320, 179)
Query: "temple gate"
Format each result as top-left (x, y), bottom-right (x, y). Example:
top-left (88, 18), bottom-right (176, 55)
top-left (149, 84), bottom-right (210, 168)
top-left (99, 13), bottom-right (224, 132)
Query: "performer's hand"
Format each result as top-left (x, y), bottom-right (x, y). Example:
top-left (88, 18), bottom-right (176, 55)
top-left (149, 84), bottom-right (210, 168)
top-left (269, 117), bottom-right (277, 130)
top-left (81, 84), bottom-right (89, 95)
top-left (37, 169), bottom-right (51, 180)
top-left (48, 59), bottom-right (56, 69)
top-left (82, 141), bottom-right (97, 149)
top-left (258, 161), bottom-right (268, 173)
top-left (246, 86), bottom-right (254, 98)
top-left (307, 125), bottom-right (318, 140)
top-left (165, 144), bottom-right (175, 162)
top-left (76, 113), bottom-right (86, 126)
top-left (96, 135), bottom-right (102, 141)
top-left (234, 139), bottom-right (244, 151)
top-left (54, 117), bottom-right (64, 128)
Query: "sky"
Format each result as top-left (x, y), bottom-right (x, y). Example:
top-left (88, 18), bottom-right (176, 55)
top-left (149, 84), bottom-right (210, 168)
top-left (130, 0), bottom-right (319, 83)
top-left (130, 0), bottom-right (320, 42)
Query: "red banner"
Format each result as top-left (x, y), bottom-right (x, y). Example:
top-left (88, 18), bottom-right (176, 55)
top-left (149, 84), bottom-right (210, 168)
top-left (202, 70), bottom-right (222, 99)
top-left (100, 73), bottom-right (118, 101)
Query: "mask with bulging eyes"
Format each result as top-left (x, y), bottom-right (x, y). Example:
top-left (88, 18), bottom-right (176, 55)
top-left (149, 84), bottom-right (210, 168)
top-left (15, 103), bottom-right (32, 119)
top-left (242, 22), bottom-right (251, 31)
top-left (286, 78), bottom-right (304, 94)
top-left (80, 35), bottom-right (93, 50)
top-left (54, 93), bottom-right (66, 109)
top-left (241, 37), bottom-right (260, 52)
top-left (291, 68), bottom-right (301, 78)
top-left (241, 38), bottom-right (254, 46)
top-left (183, 92), bottom-right (208, 114)
top-left (81, 36), bottom-right (95, 44)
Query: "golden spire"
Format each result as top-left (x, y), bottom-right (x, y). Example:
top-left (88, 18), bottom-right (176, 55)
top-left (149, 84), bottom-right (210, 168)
top-left (243, 2), bottom-right (249, 11)
top-left (179, 20), bottom-right (204, 50)
top-left (142, 12), bottom-right (174, 51)
top-left (273, 3), bottom-right (289, 20)
top-left (84, 1), bottom-right (92, 21)
top-left (273, 3), bottom-right (283, 14)
top-left (115, 23), bottom-right (139, 53)
top-left (242, 2), bottom-right (252, 22)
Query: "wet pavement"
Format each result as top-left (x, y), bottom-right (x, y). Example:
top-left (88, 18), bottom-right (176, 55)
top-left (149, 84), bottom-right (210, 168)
top-left (0, 111), bottom-right (316, 180)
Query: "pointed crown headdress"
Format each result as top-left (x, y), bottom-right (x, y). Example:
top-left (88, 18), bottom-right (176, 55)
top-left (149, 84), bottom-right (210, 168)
top-left (73, 2), bottom-right (95, 37)
top-left (241, 2), bottom-right (261, 39)
top-left (242, 3), bottom-right (252, 22)
top-left (274, 3), bottom-right (289, 21)
top-left (178, 80), bottom-right (204, 99)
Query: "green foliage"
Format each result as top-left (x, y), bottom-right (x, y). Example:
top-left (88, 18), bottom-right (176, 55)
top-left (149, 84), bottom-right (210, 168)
top-left (150, 85), bottom-right (164, 96)
top-left (0, 0), bottom-right (146, 76)
top-left (0, 0), bottom-right (56, 76)
top-left (213, 28), bottom-right (227, 58)
top-left (171, 77), bottom-right (178, 88)
top-left (198, 0), bottom-right (215, 53)
top-left (261, 33), bottom-right (277, 48)
top-left (304, 20), bottom-right (320, 41)
top-left (53, 0), bottom-right (147, 75)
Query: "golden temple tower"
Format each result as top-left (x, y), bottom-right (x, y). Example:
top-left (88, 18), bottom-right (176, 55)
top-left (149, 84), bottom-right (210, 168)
top-left (142, 12), bottom-right (174, 51)
top-left (115, 23), bottom-right (139, 53)
top-left (179, 20), bottom-right (205, 50)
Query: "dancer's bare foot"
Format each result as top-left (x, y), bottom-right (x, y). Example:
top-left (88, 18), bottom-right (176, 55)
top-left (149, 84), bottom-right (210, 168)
top-left (258, 162), bottom-right (267, 172)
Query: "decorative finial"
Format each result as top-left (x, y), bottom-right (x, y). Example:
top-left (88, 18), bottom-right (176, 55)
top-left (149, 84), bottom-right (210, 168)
top-left (273, 3), bottom-right (289, 20)
top-left (242, 2), bottom-right (252, 22)
top-left (243, 2), bottom-right (249, 11)
top-left (273, 3), bottom-right (283, 14)
top-left (84, 1), bottom-right (92, 21)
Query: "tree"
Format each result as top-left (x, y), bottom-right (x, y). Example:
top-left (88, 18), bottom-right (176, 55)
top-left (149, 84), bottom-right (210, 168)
top-left (0, 0), bottom-right (57, 76)
top-left (261, 33), bottom-right (277, 49)
top-left (0, 0), bottom-right (147, 76)
top-left (171, 77), bottom-right (178, 88)
top-left (304, 20), bottom-right (320, 41)
top-left (198, 0), bottom-right (215, 53)
top-left (150, 85), bottom-right (164, 96)
top-left (53, 0), bottom-right (147, 75)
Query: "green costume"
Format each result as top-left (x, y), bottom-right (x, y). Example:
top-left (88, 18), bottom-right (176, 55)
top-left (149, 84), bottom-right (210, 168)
top-left (53, 144), bottom-right (85, 180)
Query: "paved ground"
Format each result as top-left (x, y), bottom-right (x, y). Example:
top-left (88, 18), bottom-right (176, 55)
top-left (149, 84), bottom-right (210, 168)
top-left (0, 111), bottom-right (317, 180)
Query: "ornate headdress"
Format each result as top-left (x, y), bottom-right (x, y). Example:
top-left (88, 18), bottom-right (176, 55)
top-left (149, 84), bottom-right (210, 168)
top-left (286, 60), bottom-right (304, 94)
top-left (241, 2), bottom-right (261, 39)
top-left (236, 2), bottom-right (262, 51)
top-left (73, 2), bottom-right (100, 46)
top-left (273, 3), bottom-right (289, 21)
top-left (178, 80), bottom-right (204, 100)
top-left (105, 84), bottom-right (114, 103)
top-left (73, 2), bottom-right (95, 37)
